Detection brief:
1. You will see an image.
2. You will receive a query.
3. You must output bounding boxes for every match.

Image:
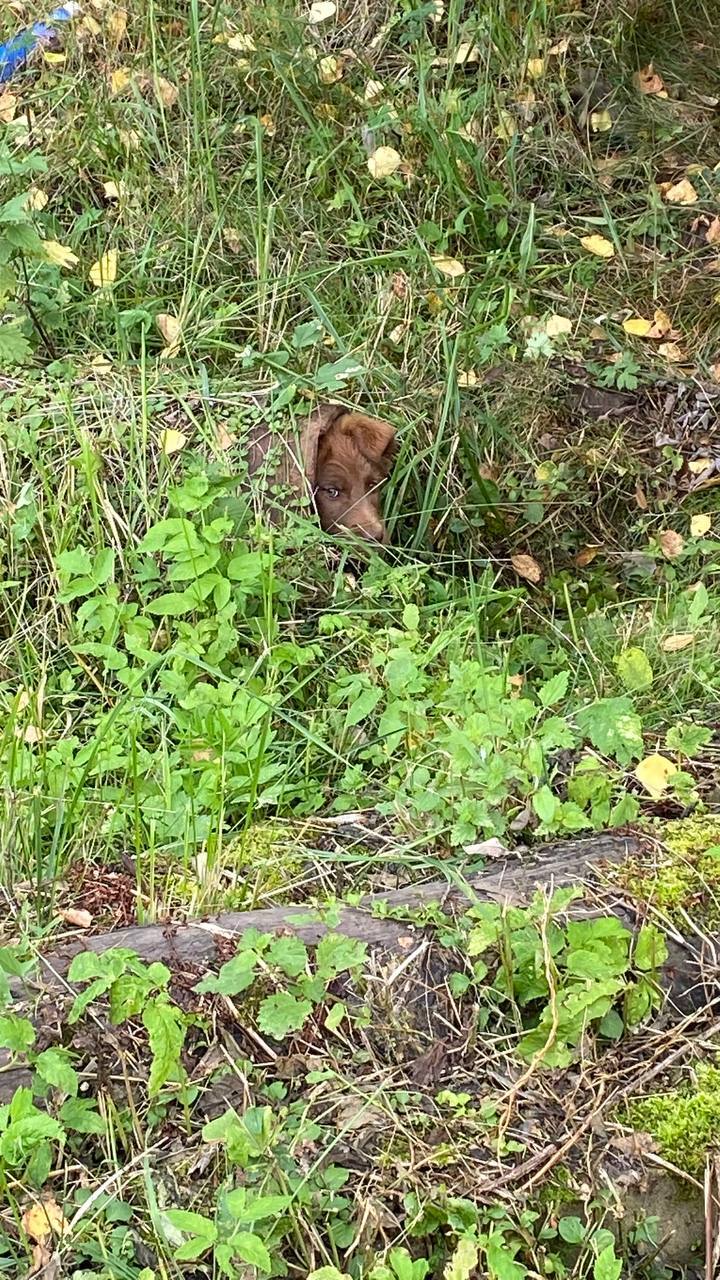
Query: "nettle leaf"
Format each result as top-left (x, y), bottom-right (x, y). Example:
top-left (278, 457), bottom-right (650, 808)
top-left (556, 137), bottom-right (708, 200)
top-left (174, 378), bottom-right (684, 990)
top-left (59, 1097), bottom-right (106, 1134)
top-left (257, 992), bottom-right (313, 1039)
top-left (34, 1048), bottom-right (78, 1096)
top-left (665, 723), bottom-right (712, 757)
top-left (266, 935), bottom-right (308, 979)
top-left (195, 951), bottom-right (258, 996)
top-left (143, 999), bottom-right (186, 1095)
top-left (232, 1230), bottom-right (272, 1271)
top-left (0, 1014), bottom-right (35, 1054)
top-left (316, 933), bottom-right (367, 980)
top-left (537, 669), bottom-right (569, 707)
top-left (634, 924), bottom-right (668, 972)
top-left (0, 321), bottom-right (32, 367)
top-left (575, 697), bottom-right (644, 765)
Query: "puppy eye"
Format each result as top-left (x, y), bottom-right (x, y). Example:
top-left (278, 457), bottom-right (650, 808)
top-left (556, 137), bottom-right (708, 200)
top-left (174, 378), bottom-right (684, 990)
top-left (322, 486), bottom-right (341, 500)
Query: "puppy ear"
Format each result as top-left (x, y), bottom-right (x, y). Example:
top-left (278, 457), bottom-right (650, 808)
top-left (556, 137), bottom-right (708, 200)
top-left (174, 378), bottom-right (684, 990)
top-left (300, 403), bottom-right (345, 488)
top-left (345, 414), bottom-right (397, 469)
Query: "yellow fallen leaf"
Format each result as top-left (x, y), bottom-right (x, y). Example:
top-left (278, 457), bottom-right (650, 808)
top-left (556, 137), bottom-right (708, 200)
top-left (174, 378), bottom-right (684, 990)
top-left (590, 109), bottom-right (613, 132)
top-left (544, 313), bottom-right (573, 338)
top-left (657, 529), bottom-right (684, 559)
top-left (107, 7), bottom-right (128, 43)
top-left (635, 63), bottom-right (667, 97)
top-left (109, 67), bottom-right (131, 96)
top-left (363, 79), bottom-right (383, 102)
top-left (103, 179), bottom-right (121, 200)
top-left (160, 429), bottom-right (188, 456)
top-left (663, 178), bottom-right (698, 205)
top-left (156, 312), bottom-right (182, 357)
top-left (89, 250), bottom-right (118, 289)
top-left (82, 13), bottom-right (102, 36)
top-left (454, 41), bottom-right (480, 64)
top-left (0, 91), bottom-right (17, 123)
top-left (526, 57), bottom-right (544, 79)
top-left (634, 754), bottom-right (678, 799)
top-left (706, 216), bottom-right (720, 246)
top-left (154, 75), bottom-right (178, 108)
top-left (44, 241), bottom-right (79, 270)
top-left (623, 316), bottom-right (652, 336)
top-left (27, 186), bottom-right (48, 211)
top-left (367, 146), bottom-right (402, 178)
top-left (308, 0), bottom-right (336, 21)
top-left (690, 513), bottom-right (712, 537)
top-left (431, 255), bottom-right (466, 278)
top-left (318, 54), bottom-right (343, 83)
top-left (22, 1199), bottom-right (67, 1243)
top-left (511, 553), bottom-right (542, 584)
top-left (259, 113), bottom-right (276, 137)
top-left (688, 458), bottom-right (713, 475)
top-left (457, 369), bottom-right (478, 387)
top-left (580, 234), bottom-right (615, 258)
top-left (227, 32), bottom-right (256, 51)
top-left (657, 340), bottom-right (685, 362)
top-left (43, 51), bottom-right (66, 65)
top-left (661, 633), bottom-right (695, 652)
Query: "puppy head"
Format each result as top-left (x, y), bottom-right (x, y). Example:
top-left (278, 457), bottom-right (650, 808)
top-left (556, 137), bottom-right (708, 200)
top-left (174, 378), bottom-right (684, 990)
top-left (302, 406), bottom-right (396, 543)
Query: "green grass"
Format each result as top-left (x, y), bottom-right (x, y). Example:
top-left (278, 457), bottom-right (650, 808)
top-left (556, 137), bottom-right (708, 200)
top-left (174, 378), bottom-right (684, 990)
top-left (0, 0), bottom-right (719, 1271)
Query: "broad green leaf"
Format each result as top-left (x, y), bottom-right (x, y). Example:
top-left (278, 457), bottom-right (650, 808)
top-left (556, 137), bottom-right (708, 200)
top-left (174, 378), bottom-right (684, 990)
top-left (34, 1049), bottom-right (78, 1096)
top-left (325, 1001), bottom-right (346, 1031)
top-left (195, 952), bottom-right (258, 995)
top-left (532, 785), bottom-right (558, 825)
top-left (594, 1244), bottom-right (622, 1280)
top-left (558, 1216), bottom-right (586, 1243)
top-left (59, 1098), bottom-right (106, 1134)
top-left (576, 697), bottom-right (644, 765)
top-left (402, 604), bottom-right (420, 631)
top-left (688, 581), bottom-right (709, 628)
top-left (633, 924), bottom-right (668, 972)
top-left (316, 933), bottom-right (367, 980)
top-left (345, 684), bottom-right (382, 729)
top-left (257, 993), bottom-right (312, 1039)
top-left (665, 723), bottom-right (712, 758)
top-left (146, 591), bottom-right (197, 617)
top-left (0, 1014), bottom-right (35, 1054)
top-left (538, 669), bottom-right (569, 706)
top-left (266, 935), bottom-right (308, 979)
top-left (232, 1230), bottom-right (272, 1271)
top-left (143, 999), bottom-right (186, 1095)
top-left (615, 647), bottom-right (653, 692)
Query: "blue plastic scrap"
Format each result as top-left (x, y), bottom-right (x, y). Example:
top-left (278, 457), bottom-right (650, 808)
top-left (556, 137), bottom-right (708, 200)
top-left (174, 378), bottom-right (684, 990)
top-left (0, 3), bottom-right (80, 85)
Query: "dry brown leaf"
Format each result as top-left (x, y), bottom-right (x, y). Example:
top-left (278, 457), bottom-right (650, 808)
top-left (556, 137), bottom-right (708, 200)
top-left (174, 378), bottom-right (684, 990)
top-left (59, 907), bottom-right (93, 930)
top-left (634, 484), bottom-right (648, 510)
top-left (29, 1241), bottom-right (61, 1280)
top-left (634, 63), bottom-right (668, 97)
top-left (367, 146), bottom-right (401, 178)
top-left (575, 545), bottom-right (602, 567)
top-left (511, 553), bottom-right (542, 584)
top-left (27, 188), bottom-right (48, 212)
top-left (657, 340), bottom-right (685, 362)
top-left (227, 32), bottom-right (256, 51)
top-left (688, 458), bottom-right (713, 475)
top-left (223, 227), bottom-right (242, 253)
top-left (544, 313), bottom-right (573, 337)
top-left (259, 113), bottom-right (276, 136)
top-left (662, 178), bottom-right (698, 205)
top-left (634, 753), bottom-right (677, 799)
top-left (690, 513), bottom-right (712, 537)
top-left (22, 1199), bottom-right (68, 1243)
top-left (454, 41), bottom-right (480, 65)
top-left (154, 75), bottom-right (179, 108)
top-left (646, 308), bottom-right (674, 338)
top-left (706, 216), bottom-right (720, 246)
top-left (0, 91), bottom-right (17, 123)
top-left (657, 529), bottom-right (684, 559)
top-left (457, 369), bottom-right (478, 387)
top-left (156, 312), bottom-right (182, 357)
top-left (661, 633), bottom-right (695, 652)
top-left (107, 7), bottom-right (128, 44)
top-left (364, 79), bottom-right (383, 102)
top-left (318, 54), bottom-right (343, 83)
top-left (580, 234), bottom-right (614, 258)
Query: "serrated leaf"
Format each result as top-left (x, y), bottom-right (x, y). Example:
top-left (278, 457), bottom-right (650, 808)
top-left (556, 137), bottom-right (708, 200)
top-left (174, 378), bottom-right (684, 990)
top-left (34, 1049), bottom-right (78, 1096)
top-left (266, 935), bottom-right (308, 978)
top-left (0, 1014), bottom-right (35, 1053)
top-left (576, 696), bottom-right (643, 765)
top-left (195, 951), bottom-right (258, 995)
top-left (257, 992), bottom-right (312, 1039)
top-left (21, 1197), bottom-right (67, 1242)
top-left (316, 932), bottom-right (367, 979)
top-left (233, 1230), bottom-right (272, 1271)
top-left (634, 753), bottom-right (677, 799)
top-left (59, 1097), bottom-right (106, 1134)
top-left (0, 322), bottom-right (32, 368)
top-left (143, 1000), bottom-right (185, 1095)
top-left (538, 669), bottom-right (569, 706)
top-left (533, 785), bottom-right (558, 825)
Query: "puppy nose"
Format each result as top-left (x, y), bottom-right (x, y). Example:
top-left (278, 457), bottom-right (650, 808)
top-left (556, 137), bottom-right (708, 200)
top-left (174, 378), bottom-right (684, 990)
top-left (363, 520), bottom-right (388, 545)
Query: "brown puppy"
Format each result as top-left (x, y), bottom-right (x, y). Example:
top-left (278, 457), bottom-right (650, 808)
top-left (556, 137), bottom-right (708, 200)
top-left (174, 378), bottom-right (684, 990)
top-left (247, 403), bottom-right (396, 543)
top-left (303, 405), bottom-right (396, 543)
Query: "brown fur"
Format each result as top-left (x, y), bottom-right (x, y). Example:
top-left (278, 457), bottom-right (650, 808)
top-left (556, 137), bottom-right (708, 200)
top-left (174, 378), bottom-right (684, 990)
top-left (246, 403), bottom-right (396, 543)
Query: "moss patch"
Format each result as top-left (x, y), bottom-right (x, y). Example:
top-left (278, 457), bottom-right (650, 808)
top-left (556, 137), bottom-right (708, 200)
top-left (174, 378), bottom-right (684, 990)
top-left (627, 1062), bottom-right (720, 1175)
top-left (618, 815), bottom-right (720, 924)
